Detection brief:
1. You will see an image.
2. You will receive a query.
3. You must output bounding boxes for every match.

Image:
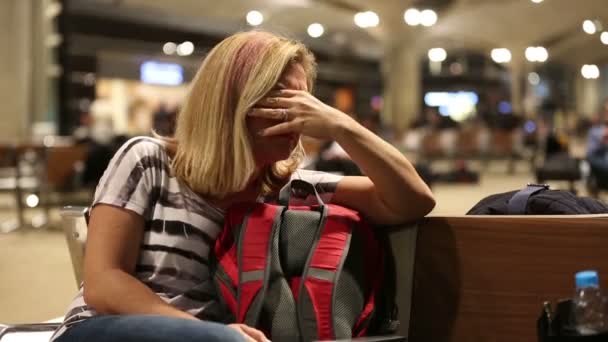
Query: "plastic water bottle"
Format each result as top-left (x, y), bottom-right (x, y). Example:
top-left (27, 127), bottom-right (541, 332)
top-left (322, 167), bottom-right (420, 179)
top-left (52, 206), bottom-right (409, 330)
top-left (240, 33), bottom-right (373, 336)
top-left (573, 270), bottom-right (608, 335)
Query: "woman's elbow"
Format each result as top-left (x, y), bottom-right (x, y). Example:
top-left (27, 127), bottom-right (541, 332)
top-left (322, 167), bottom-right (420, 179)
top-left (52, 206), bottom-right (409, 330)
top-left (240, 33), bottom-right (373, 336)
top-left (418, 190), bottom-right (436, 216)
top-left (83, 281), bottom-right (112, 314)
top-left (380, 191), bottom-right (435, 225)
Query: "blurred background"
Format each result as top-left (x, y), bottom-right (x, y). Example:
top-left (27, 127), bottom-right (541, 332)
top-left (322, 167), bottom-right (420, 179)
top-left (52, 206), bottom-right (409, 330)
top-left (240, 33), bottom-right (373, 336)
top-left (1, 0), bottom-right (608, 325)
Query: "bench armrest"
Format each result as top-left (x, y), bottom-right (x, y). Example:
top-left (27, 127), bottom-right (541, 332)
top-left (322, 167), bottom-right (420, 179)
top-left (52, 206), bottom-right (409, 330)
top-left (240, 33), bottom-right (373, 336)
top-left (60, 206), bottom-right (88, 286)
top-left (0, 323), bottom-right (61, 339)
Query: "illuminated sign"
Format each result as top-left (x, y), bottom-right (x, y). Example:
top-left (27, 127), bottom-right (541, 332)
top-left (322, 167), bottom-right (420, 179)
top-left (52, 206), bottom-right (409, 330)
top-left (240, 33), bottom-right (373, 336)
top-left (424, 91), bottom-right (479, 121)
top-left (140, 61), bottom-right (184, 86)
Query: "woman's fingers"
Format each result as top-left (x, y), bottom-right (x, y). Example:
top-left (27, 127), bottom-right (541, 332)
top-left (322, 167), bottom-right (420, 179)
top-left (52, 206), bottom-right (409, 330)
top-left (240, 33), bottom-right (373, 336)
top-left (248, 108), bottom-right (291, 121)
top-left (240, 332), bottom-right (257, 342)
top-left (259, 121), bottom-right (301, 136)
top-left (256, 96), bottom-right (291, 108)
top-left (267, 89), bottom-right (300, 98)
top-left (238, 324), bottom-right (271, 342)
top-left (227, 324), bottom-right (256, 342)
top-left (252, 90), bottom-right (341, 139)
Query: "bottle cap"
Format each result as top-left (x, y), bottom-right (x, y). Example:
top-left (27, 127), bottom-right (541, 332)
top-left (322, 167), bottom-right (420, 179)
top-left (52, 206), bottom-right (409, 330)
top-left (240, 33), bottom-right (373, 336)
top-left (576, 270), bottom-right (599, 289)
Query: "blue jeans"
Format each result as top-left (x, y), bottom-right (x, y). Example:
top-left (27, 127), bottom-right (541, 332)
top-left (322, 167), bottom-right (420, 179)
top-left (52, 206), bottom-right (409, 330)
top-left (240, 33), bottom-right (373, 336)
top-left (55, 315), bottom-right (246, 342)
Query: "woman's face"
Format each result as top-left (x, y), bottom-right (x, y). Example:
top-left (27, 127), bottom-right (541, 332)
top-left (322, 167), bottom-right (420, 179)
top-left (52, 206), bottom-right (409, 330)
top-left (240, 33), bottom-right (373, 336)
top-left (247, 63), bottom-right (307, 166)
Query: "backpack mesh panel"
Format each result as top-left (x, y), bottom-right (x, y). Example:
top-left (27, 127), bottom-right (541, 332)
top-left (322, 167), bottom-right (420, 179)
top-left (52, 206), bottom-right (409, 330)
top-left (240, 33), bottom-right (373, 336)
top-left (262, 277), bottom-right (299, 341)
top-left (261, 209), bottom-right (301, 341)
top-left (299, 285), bottom-right (319, 342)
top-left (280, 210), bottom-right (322, 277)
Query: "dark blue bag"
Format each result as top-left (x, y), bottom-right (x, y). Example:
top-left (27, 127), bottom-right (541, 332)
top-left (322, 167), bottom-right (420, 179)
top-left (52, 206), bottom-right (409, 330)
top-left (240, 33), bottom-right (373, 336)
top-left (467, 184), bottom-right (608, 215)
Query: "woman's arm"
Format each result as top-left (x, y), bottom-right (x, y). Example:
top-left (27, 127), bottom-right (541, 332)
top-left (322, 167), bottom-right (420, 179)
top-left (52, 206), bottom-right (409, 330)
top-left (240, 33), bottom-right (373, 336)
top-left (251, 89), bottom-right (435, 224)
top-left (83, 204), bottom-right (196, 320)
top-left (330, 120), bottom-right (435, 224)
top-left (85, 204), bottom-right (271, 342)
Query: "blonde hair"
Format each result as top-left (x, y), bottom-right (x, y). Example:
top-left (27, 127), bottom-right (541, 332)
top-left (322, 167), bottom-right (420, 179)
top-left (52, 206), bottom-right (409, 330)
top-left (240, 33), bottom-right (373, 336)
top-left (168, 31), bottom-right (316, 198)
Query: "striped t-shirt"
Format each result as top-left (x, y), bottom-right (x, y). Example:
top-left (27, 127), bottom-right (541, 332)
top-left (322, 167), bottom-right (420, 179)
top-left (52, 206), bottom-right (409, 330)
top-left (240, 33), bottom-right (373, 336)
top-left (51, 136), bottom-right (342, 340)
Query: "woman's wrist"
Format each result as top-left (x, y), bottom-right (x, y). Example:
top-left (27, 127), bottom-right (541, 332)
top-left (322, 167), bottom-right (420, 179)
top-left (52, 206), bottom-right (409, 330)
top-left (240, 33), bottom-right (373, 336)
top-left (332, 113), bottom-right (360, 142)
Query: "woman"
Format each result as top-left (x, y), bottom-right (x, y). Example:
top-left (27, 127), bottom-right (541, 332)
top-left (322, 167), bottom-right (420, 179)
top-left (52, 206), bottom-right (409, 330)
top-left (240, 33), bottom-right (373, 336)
top-left (52, 31), bottom-right (435, 342)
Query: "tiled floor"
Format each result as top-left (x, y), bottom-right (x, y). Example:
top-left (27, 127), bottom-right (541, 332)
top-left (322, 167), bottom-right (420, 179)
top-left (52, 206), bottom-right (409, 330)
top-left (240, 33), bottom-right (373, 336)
top-left (0, 162), bottom-right (604, 324)
top-left (0, 224), bottom-right (78, 324)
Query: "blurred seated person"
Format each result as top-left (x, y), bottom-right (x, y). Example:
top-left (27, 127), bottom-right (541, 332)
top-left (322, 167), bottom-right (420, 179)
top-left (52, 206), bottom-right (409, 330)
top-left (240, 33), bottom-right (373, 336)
top-left (73, 105), bottom-right (129, 187)
top-left (314, 139), bottom-right (362, 176)
top-left (407, 107), bottom-right (460, 131)
top-left (428, 107), bottom-right (460, 131)
top-left (314, 113), bottom-right (381, 176)
top-left (587, 100), bottom-right (608, 182)
top-left (587, 123), bottom-right (608, 180)
top-left (588, 103), bottom-right (608, 146)
top-left (428, 108), bottom-right (460, 157)
top-left (73, 111), bottom-right (94, 144)
top-left (401, 111), bottom-right (430, 152)
top-left (153, 102), bottom-right (178, 136)
top-left (536, 116), bottom-right (568, 160)
top-left (402, 107), bottom-right (458, 153)
top-left (128, 98), bottom-right (153, 136)
top-left (360, 112), bottom-right (395, 141)
top-left (544, 126), bottom-right (569, 159)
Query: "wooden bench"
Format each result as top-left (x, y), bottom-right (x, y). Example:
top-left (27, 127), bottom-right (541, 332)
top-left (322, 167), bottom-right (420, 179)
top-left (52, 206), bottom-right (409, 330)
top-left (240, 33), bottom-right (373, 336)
top-left (408, 214), bottom-right (608, 342)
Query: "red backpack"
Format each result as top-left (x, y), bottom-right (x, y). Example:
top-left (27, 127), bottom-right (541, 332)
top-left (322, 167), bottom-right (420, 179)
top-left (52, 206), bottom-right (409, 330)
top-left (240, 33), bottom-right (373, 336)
top-left (212, 180), bottom-right (398, 341)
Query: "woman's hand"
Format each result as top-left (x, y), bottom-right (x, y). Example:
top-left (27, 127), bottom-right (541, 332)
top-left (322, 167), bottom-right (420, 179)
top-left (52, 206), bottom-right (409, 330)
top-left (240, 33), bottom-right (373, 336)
top-left (249, 89), bottom-right (354, 140)
top-left (227, 323), bottom-right (270, 342)
top-left (250, 88), bottom-right (435, 225)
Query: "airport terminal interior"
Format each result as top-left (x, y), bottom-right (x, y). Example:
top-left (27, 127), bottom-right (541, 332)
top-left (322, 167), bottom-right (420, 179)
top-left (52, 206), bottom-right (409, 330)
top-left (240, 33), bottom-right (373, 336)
top-left (2, 0), bottom-right (608, 341)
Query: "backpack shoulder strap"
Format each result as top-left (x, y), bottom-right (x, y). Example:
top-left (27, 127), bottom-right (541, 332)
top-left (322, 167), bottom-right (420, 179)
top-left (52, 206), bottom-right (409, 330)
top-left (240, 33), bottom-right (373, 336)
top-left (236, 203), bottom-right (282, 325)
top-left (297, 205), bottom-right (352, 341)
top-left (507, 184), bottom-right (550, 215)
top-left (212, 205), bottom-right (251, 321)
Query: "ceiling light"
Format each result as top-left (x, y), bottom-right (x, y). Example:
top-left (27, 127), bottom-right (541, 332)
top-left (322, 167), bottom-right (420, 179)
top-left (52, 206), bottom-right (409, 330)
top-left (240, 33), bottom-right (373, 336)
top-left (536, 47), bottom-right (548, 62)
top-left (354, 12), bottom-right (366, 27)
top-left (526, 46), bottom-right (536, 62)
top-left (583, 20), bottom-right (597, 34)
top-left (525, 47), bottom-right (536, 62)
top-left (531, 0), bottom-right (543, 3)
top-left (428, 48), bottom-right (447, 62)
top-left (528, 72), bottom-right (540, 85)
top-left (525, 46), bottom-right (548, 62)
top-left (307, 23), bottom-right (324, 38)
top-left (581, 65), bottom-right (589, 79)
top-left (581, 64), bottom-right (600, 79)
top-left (601, 32), bottom-right (608, 45)
top-left (366, 11), bottom-right (379, 27)
top-left (246, 10), bottom-right (264, 26)
top-left (26, 194), bottom-right (39, 208)
top-left (491, 48), bottom-right (511, 63)
top-left (420, 9), bottom-right (437, 27)
top-left (163, 42), bottom-right (177, 55)
top-left (590, 65), bottom-right (600, 79)
top-left (404, 8), bottom-right (421, 26)
top-left (176, 41), bottom-right (194, 56)
top-left (354, 11), bottom-right (379, 28)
